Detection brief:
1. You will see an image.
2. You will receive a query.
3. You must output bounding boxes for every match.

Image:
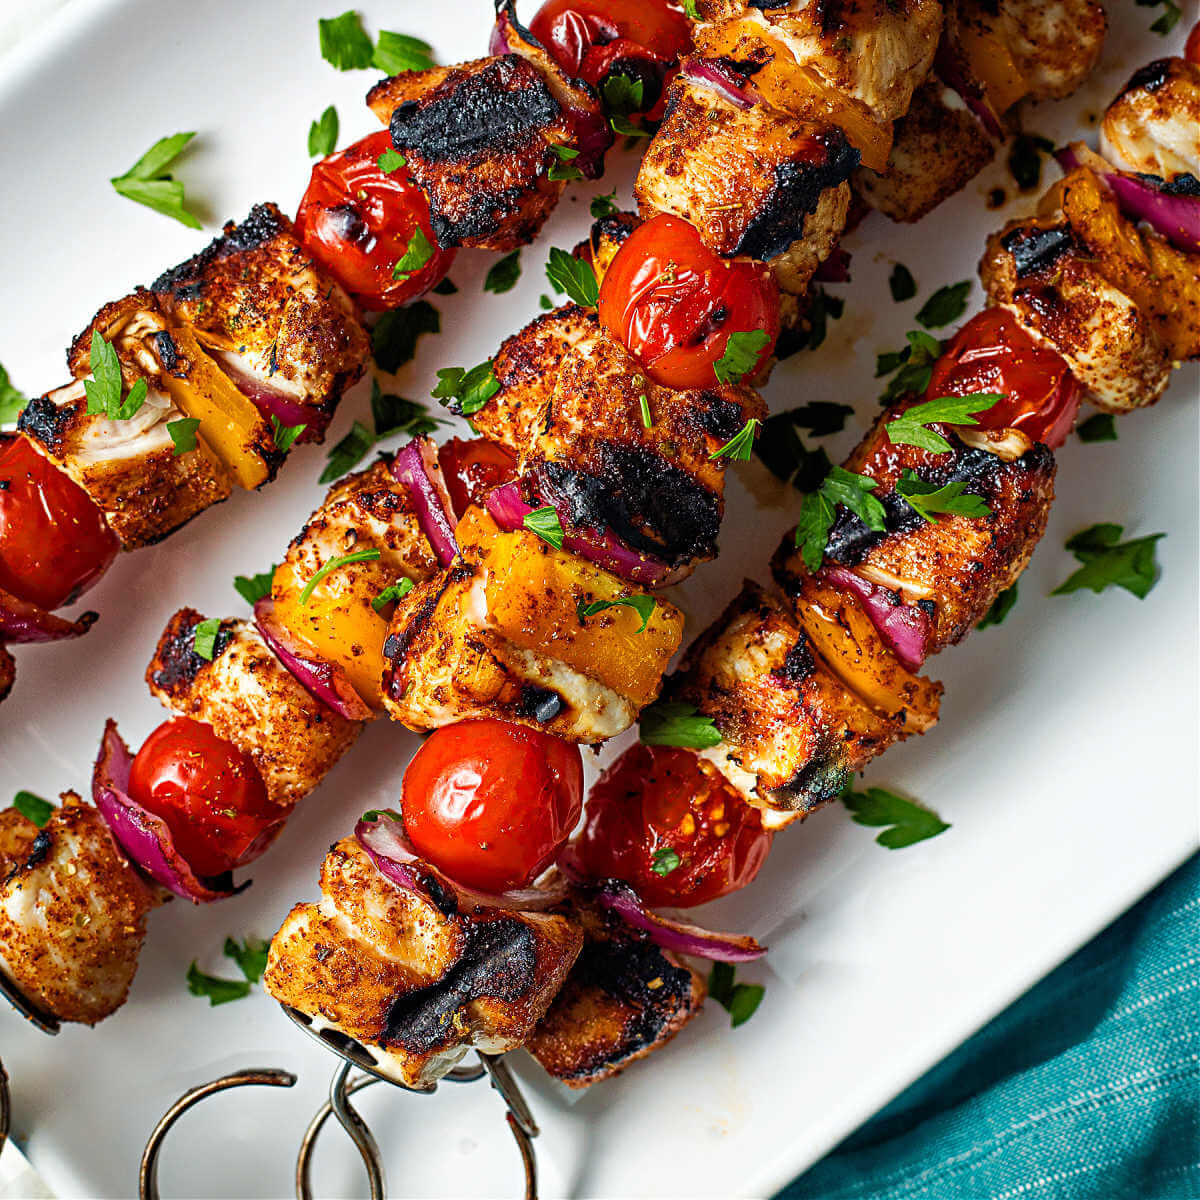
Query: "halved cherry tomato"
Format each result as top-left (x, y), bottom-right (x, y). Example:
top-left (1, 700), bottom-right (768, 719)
top-left (295, 131), bottom-right (455, 311)
top-left (0, 434), bottom-right (118, 611)
top-left (128, 718), bottom-right (283, 878)
top-left (599, 214), bottom-right (781, 391)
top-left (529, 0), bottom-right (692, 119)
top-left (401, 718), bottom-right (583, 893)
top-left (926, 307), bottom-right (1082, 449)
top-left (574, 744), bottom-right (773, 908)
top-left (1185, 21), bottom-right (1200, 65)
top-left (438, 437), bottom-right (518, 518)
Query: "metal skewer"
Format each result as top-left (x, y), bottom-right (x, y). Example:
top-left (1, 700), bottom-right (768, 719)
top-left (0, 971), bottom-right (60, 1036)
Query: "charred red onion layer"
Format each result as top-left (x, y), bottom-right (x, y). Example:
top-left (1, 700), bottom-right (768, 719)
top-left (823, 567), bottom-right (931, 672)
top-left (0, 587), bottom-right (97, 644)
top-left (392, 437), bottom-right (460, 567)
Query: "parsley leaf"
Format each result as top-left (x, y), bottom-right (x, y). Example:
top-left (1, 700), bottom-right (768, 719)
top-left (372, 300), bottom-right (440, 373)
top-left (377, 147), bottom-right (405, 173)
top-left (166, 417), bottom-right (201, 456)
top-left (372, 30), bottom-right (435, 74)
top-left (708, 962), bottom-right (765, 1028)
top-left (709, 417), bottom-right (759, 461)
top-left (186, 961), bottom-right (250, 1006)
top-left (842, 784), bottom-right (949, 849)
top-left (577, 594), bottom-right (656, 633)
top-left (111, 132), bottom-right (202, 228)
top-left (640, 700), bottom-right (722, 750)
top-left (681, 0), bottom-right (701, 19)
top-left (393, 228), bottom-right (434, 281)
top-left (783, 287), bottom-right (844, 354)
top-left (789, 401), bottom-right (853, 438)
top-left (590, 190), bottom-right (619, 219)
top-left (271, 416), bottom-right (306, 452)
top-left (432, 360), bottom-right (500, 416)
top-left (484, 250), bottom-right (522, 294)
top-left (13, 791), bottom-right (53, 827)
top-left (233, 567), bottom-right (277, 606)
top-left (308, 105), bottom-right (339, 157)
top-left (539, 294), bottom-right (554, 310)
top-left (639, 393), bottom-right (653, 429)
top-left (371, 379), bottom-right (442, 438)
top-left (547, 143), bottom-right (584, 182)
top-left (885, 392), bottom-right (1002, 453)
top-left (299, 549), bottom-right (382, 606)
top-left (916, 281), bottom-right (971, 329)
top-left (894, 469), bottom-right (992, 523)
top-left (713, 330), bottom-right (770, 385)
top-left (1052, 524), bottom-right (1165, 599)
top-left (223, 936), bottom-right (269, 984)
top-left (372, 577), bottom-right (415, 613)
top-left (889, 263), bottom-right (916, 302)
top-left (0, 362), bottom-right (27, 425)
top-left (192, 617), bottom-right (222, 661)
top-left (977, 582), bottom-right (1018, 630)
top-left (545, 247), bottom-right (599, 307)
top-left (876, 330), bottom-right (944, 407)
top-left (523, 505), bottom-right (564, 549)
top-left (1008, 133), bottom-right (1055, 191)
top-left (319, 420), bottom-right (375, 484)
top-left (318, 11), bottom-right (374, 70)
top-left (1077, 413), bottom-right (1117, 444)
top-left (651, 847), bottom-right (681, 876)
top-left (792, 467), bottom-right (886, 572)
top-left (601, 74), bottom-right (645, 116)
top-left (610, 113), bottom-right (650, 138)
top-left (84, 330), bottom-right (148, 421)
top-left (1137, 0), bottom-right (1181, 35)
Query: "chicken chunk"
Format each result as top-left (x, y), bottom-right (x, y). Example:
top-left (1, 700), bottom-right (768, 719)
top-left (526, 901), bottom-right (705, 1088)
top-left (1101, 57), bottom-right (1200, 182)
top-left (264, 837), bottom-right (582, 1088)
top-left (0, 797), bottom-right (156, 1025)
top-left (994, 0), bottom-right (1106, 102)
top-left (146, 609), bottom-right (362, 807)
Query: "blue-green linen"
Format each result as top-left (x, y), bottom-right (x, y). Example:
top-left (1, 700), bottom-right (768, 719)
top-left (781, 853), bottom-right (1199, 1200)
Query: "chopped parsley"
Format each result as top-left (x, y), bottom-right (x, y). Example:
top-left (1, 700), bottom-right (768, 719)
top-left (1052, 523), bottom-right (1165, 599)
top-left (539, 294), bottom-right (554, 310)
top-left (888, 263), bottom-right (916, 302)
top-left (713, 330), bottom-right (770, 385)
top-left (1008, 133), bottom-right (1055, 191)
top-left (884, 392), bottom-right (1002, 453)
top-left (788, 402), bottom-right (853, 438)
top-left (371, 577), bottom-right (415, 613)
top-left (755, 407), bottom-right (842, 494)
top-left (377, 147), bottom-right (405, 174)
top-left (432, 360), bottom-right (500, 416)
top-left (166, 417), bottom-right (201, 456)
top-left (0, 362), bottom-right (27, 425)
top-left (299, 549), bottom-right (382, 606)
top-left (601, 74), bottom-right (644, 116)
top-left (545, 247), bottom-right (599, 307)
top-left (484, 250), bottom-right (522, 294)
top-left (523, 506), bottom-right (564, 549)
top-left (650, 847), bottom-right (681, 877)
top-left (610, 113), bottom-right (650, 138)
top-left (111, 132), bottom-right (202, 229)
top-left (371, 380), bottom-right (442, 438)
top-left (842, 783), bottom-right (950, 849)
top-left (577, 594), bottom-right (656, 633)
top-left (13, 791), bottom-right (53, 827)
top-left (372, 300), bottom-right (440, 373)
top-left (192, 617), bottom-right (222, 661)
top-left (784, 287), bottom-right (844, 354)
top-left (547, 144), bottom-right (584, 182)
top-left (319, 11), bottom-right (372, 69)
top-left (308, 105), bottom-right (339, 157)
top-left (875, 330), bottom-right (945, 407)
top-left (318, 420), bottom-right (375, 484)
top-left (639, 700), bottom-right (722, 750)
top-left (709, 417), bottom-right (759, 461)
top-left (271, 416), bottom-right (306, 452)
top-left (1137, 0), bottom-right (1181, 35)
top-left (590, 190), bottom-right (619, 219)
top-left (223, 936), bottom-right (269, 985)
top-left (915, 281), bottom-right (971, 329)
top-left (392, 228), bottom-right (434, 281)
top-left (372, 30), bottom-right (435, 74)
top-left (681, 0), bottom-right (701, 18)
top-left (639, 393), bottom-right (652, 429)
top-left (894, 470), bottom-right (991, 523)
top-left (977, 583), bottom-right (1019, 630)
top-left (709, 962), bottom-right (765, 1028)
top-left (793, 467), bottom-right (886, 573)
top-left (1077, 413), bottom-right (1117, 443)
top-left (186, 961), bottom-right (250, 1006)
top-left (233, 566), bottom-right (277, 606)
top-left (84, 331), bottom-right (148, 421)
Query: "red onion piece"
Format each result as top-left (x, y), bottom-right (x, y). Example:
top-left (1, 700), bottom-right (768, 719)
top-left (824, 566), bottom-right (930, 672)
top-left (214, 354), bottom-right (328, 443)
top-left (254, 598), bottom-right (373, 721)
top-left (0, 587), bottom-right (96, 644)
top-left (933, 41), bottom-right (1005, 141)
top-left (679, 59), bottom-right (757, 111)
top-left (92, 719), bottom-right (242, 903)
top-left (485, 481), bottom-right (673, 587)
top-left (813, 248), bottom-right (852, 284)
top-left (355, 811), bottom-right (569, 912)
top-left (392, 437), bottom-right (459, 567)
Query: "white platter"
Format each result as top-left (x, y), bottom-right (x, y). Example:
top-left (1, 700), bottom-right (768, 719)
top-left (0, 2), bottom-right (1196, 1197)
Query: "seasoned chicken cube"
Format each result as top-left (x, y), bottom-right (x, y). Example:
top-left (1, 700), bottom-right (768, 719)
top-left (368, 56), bottom-right (587, 251)
top-left (151, 203), bottom-right (369, 438)
top-left (993, 0), bottom-right (1106, 102)
top-left (0, 796), bottom-right (156, 1025)
top-left (1101, 57), bottom-right (1200, 181)
top-left (263, 837), bottom-right (582, 1088)
top-left (146, 609), bottom-right (362, 807)
top-left (0, 807), bottom-right (38, 877)
top-left (526, 901), bottom-right (705, 1088)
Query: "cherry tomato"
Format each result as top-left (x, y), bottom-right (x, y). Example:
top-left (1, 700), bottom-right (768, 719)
top-left (598, 214), bottom-right (781, 391)
top-left (295, 131), bottom-right (456, 311)
top-left (1185, 21), bottom-right (1200, 65)
top-left (438, 437), bottom-right (518, 519)
top-left (925, 307), bottom-right (1083, 449)
top-left (574, 744), bottom-right (773, 908)
top-left (401, 719), bottom-right (583, 892)
top-left (528, 0), bottom-right (692, 118)
top-left (0, 434), bottom-right (117, 611)
top-left (128, 718), bottom-right (283, 878)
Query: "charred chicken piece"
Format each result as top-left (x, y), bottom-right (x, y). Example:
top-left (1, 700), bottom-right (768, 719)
top-left (146, 609), bottom-right (362, 807)
top-left (264, 836), bottom-right (581, 1089)
top-left (526, 900), bottom-right (705, 1088)
top-left (1101, 57), bottom-right (1200, 182)
top-left (0, 796), bottom-right (157, 1025)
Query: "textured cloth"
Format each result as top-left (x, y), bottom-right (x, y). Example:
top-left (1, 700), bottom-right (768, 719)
top-left (782, 854), bottom-right (1200, 1200)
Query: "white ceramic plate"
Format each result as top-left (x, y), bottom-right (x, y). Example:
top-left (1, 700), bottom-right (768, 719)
top-left (1, 2), bottom-right (1196, 1197)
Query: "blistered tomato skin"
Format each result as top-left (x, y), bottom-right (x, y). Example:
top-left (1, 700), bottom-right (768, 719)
top-left (437, 437), bottom-right (519, 519)
top-left (0, 434), bottom-right (118, 611)
top-left (401, 719), bottom-right (584, 893)
top-left (598, 215), bottom-right (781, 391)
top-left (128, 718), bottom-right (283, 878)
top-left (575, 744), bottom-right (773, 908)
top-left (296, 131), bottom-right (456, 311)
top-left (1185, 21), bottom-right (1200, 65)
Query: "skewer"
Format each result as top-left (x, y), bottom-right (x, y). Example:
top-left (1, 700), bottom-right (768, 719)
top-left (0, 972), bottom-right (59, 1037)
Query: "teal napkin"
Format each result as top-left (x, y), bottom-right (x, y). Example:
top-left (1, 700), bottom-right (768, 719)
top-left (781, 854), bottom-right (1199, 1200)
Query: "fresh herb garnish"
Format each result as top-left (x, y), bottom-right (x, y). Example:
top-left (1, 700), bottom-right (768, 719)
top-left (432, 360), bottom-right (500, 416)
top-left (1137, 0), bottom-right (1181, 35)
top-left (547, 144), bottom-right (584, 182)
top-left (876, 330), bottom-right (945, 407)
top-left (713, 330), bottom-right (770, 385)
top-left (0, 363), bottom-right (27, 425)
top-left (885, 392), bottom-right (1002, 453)
top-left (539, 294), bottom-right (554, 310)
top-left (1077, 413), bottom-right (1117, 443)
top-left (787, 287), bottom-right (844, 354)
top-left (223, 936), bottom-right (269, 984)
top-left (577, 595), bottom-right (656, 633)
top-left (371, 577), bottom-right (415, 613)
top-left (372, 30), bottom-right (435, 74)
top-left (523, 506), bottom-right (564, 549)
top-left (651, 847), bottom-right (681, 876)
top-left (13, 791), bottom-right (53, 827)
top-left (192, 617), bottom-right (222, 661)
top-left (915, 281), bottom-right (971, 329)
top-left (640, 700), bottom-right (722, 750)
top-left (318, 11), bottom-right (374, 69)
top-left (299, 549), bottom-right (382, 606)
top-left (166, 417), bottom-right (201, 456)
top-left (111, 132), bottom-right (202, 229)
top-left (709, 962), bottom-right (765, 1028)
top-left (790, 402), bottom-right (853, 437)
top-left (681, 0), bottom-right (701, 18)
top-left (755, 416), bottom-right (833, 494)
top-left (372, 300), bottom-right (440, 373)
top-left (590, 190), bottom-right (619, 219)
top-left (484, 250), bottom-right (522, 294)
top-left (709, 417), bottom-right (759, 461)
top-left (271, 416), bottom-right (307, 452)
top-left (792, 467), bottom-right (886, 572)
top-left (601, 74), bottom-right (644, 116)
top-left (186, 961), bottom-right (251, 1006)
top-left (545, 247), bottom-right (600, 307)
top-left (894, 469), bottom-right (991, 523)
top-left (977, 582), bottom-right (1018, 630)
top-left (377, 147), bottom-right (405, 173)
top-left (308, 105), bottom-right (339, 157)
top-left (318, 420), bottom-right (375, 484)
top-left (233, 566), bottom-right (277, 606)
top-left (1052, 524), bottom-right (1165, 599)
top-left (889, 263), bottom-right (916, 302)
top-left (842, 783), bottom-right (950, 849)
top-left (392, 228), bottom-right (434, 281)
top-left (1008, 133), bottom-right (1055, 191)
top-left (639, 393), bottom-right (652, 429)
top-left (84, 331), bottom-right (148, 421)
top-left (371, 379), bottom-right (442, 438)
top-left (610, 113), bottom-right (650, 138)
